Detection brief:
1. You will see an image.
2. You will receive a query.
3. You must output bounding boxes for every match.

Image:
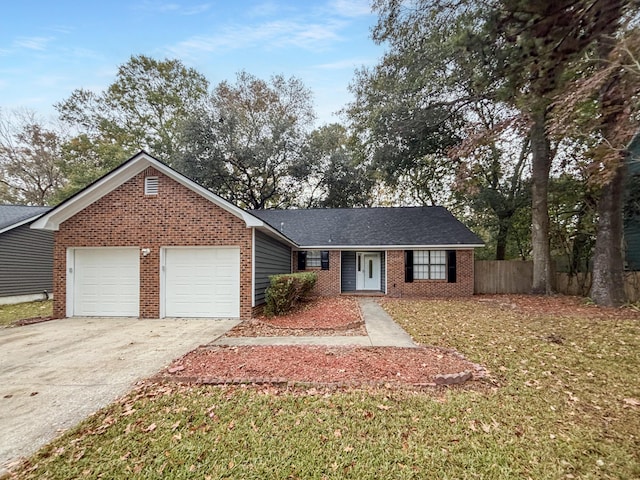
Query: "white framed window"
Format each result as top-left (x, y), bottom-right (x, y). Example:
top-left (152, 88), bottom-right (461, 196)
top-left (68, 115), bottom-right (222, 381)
top-left (413, 250), bottom-right (446, 280)
top-left (306, 250), bottom-right (322, 268)
top-left (145, 176), bottom-right (159, 195)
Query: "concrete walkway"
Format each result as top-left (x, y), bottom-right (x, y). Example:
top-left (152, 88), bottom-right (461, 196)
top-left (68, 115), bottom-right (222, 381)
top-left (213, 297), bottom-right (417, 348)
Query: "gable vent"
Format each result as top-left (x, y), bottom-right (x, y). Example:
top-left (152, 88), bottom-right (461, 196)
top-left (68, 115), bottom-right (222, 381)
top-left (145, 176), bottom-right (159, 195)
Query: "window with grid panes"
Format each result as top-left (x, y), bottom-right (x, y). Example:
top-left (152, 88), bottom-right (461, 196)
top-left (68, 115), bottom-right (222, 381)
top-left (306, 250), bottom-right (322, 268)
top-left (413, 250), bottom-right (446, 280)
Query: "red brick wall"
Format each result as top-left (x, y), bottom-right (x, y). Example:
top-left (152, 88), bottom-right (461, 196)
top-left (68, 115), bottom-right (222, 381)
top-left (293, 250), bottom-right (341, 296)
top-left (386, 249), bottom-right (474, 297)
top-left (53, 167), bottom-right (253, 319)
top-left (292, 249), bottom-right (474, 298)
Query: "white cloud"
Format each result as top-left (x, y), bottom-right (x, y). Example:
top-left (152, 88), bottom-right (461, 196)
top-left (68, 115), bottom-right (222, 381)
top-left (167, 19), bottom-right (345, 58)
top-left (329, 0), bottom-right (372, 18)
top-left (134, 1), bottom-right (211, 16)
top-left (13, 36), bottom-right (54, 51)
top-left (247, 1), bottom-right (281, 17)
top-left (313, 57), bottom-right (375, 70)
top-left (34, 74), bottom-right (69, 88)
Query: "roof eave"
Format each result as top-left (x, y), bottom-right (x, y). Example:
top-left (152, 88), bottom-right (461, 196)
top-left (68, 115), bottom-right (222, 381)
top-left (293, 244), bottom-right (485, 250)
top-left (0, 214), bottom-right (48, 234)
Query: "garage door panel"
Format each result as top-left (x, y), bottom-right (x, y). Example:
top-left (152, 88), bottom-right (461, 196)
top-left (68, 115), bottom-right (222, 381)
top-left (164, 247), bottom-right (240, 318)
top-left (73, 248), bottom-right (139, 317)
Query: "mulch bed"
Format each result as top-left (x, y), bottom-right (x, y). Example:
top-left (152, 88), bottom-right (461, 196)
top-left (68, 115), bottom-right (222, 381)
top-left (159, 296), bottom-right (485, 388)
top-left (225, 296), bottom-right (366, 337)
top-left (158, 345), bottom-right (485, 387)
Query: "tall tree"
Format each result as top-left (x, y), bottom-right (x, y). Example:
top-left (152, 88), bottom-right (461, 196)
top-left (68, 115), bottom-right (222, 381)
top-left (56, 54), bottom-right (209, 163)
top-left (0, 109), bottom-right (67, 205)
top-left (293, 124), bottom-right (374, 208)
top-left (451, 105), bottom-right (531, 259)
top-left (552, 25), bottom-right (640, 305)
top-left (177, 72), bottom-right (315, 209)
top-left (360, 0), bottom-right (633, 293)
top-left (495, 0), bottom-right (632, 293)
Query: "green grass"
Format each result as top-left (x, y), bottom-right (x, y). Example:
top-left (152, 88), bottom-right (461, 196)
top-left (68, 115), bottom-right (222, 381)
top-left (5, 298), bottom-right (640, 479)
top-left (0, 300), bottom-right (52, 327)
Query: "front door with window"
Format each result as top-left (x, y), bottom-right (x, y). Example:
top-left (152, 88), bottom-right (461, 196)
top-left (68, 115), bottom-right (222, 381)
top-left (356, 252), bottom-right (381, 290)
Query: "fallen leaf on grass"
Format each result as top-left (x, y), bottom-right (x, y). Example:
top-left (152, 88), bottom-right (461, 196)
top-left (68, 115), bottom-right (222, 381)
top-left (144, 423), bottom-right (156, 432)
top-left (623, 398), bottom-right (640, 407)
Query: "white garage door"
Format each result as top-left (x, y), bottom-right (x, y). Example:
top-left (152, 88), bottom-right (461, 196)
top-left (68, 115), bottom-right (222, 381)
top-left (73, 248), bottom-right (140, 317)
top-left (163, 247), bottom-right (240, 318)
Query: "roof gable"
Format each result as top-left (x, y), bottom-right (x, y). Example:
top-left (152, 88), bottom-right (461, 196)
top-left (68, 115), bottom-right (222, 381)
top-left (0, 205), bottom-right (52, 234)
top-left (251, 207), bottom-right (483, 248)
top-left (31, 151), bottom-right (264, 231)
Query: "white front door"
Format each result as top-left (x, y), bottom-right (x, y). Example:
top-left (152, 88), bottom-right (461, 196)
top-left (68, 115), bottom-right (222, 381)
top-left (356, 252), bottom-right (381, 290)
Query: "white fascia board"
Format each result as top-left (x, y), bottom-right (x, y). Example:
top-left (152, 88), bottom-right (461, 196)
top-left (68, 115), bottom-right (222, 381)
top-left (31, 152), bottom-right (264, 231)
top-left (0, 214), bottom-right (45, 234)
top-left (293, 244), bottom-right (485, 250)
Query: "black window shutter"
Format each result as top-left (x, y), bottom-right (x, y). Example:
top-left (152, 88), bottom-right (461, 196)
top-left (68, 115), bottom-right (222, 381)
top-left (298, 251), bottom-right (307, 270)
top-left (447, 250), bottom-right (457, 283)
top-left (404, 250), bottom-right (414, 283)
top-left (321, 251), bottom-right (330, 270)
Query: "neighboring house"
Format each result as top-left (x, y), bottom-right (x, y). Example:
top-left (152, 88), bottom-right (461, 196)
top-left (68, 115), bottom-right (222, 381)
top-left (0, 205), bottom-right (53, 304)
top-left (32, 151), bottom-right (483, 320)
top-left (625, 133), bottom-right (640, 270)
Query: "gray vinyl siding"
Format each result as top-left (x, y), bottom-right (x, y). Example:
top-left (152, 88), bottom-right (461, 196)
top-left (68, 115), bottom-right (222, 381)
top-left (0, 224), bottom-right (53, 296)
top-left (625, 135), bottom-right (640, 270)
top-left (341, 251), bottom-right (356, 292)
top-left (254, 230), bottom-right (292, 305)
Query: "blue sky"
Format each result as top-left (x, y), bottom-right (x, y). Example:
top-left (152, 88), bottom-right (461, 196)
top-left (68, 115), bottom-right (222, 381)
top-left (0, 0), bottom-right (384, 126)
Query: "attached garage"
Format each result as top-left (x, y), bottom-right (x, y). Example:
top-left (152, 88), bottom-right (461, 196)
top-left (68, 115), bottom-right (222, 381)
top-left (70, 248), bottom-right (140, 317)
top-left (162, 247), bottom-right (240, 318)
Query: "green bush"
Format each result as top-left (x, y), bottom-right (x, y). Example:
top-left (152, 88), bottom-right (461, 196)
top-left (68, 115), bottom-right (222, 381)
top-left (264, 272), bottom-right (317, 316)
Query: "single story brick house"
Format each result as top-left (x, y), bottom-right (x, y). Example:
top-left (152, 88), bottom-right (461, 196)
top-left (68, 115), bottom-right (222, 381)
top-left (0, 205), bottom-right (53, 304)
top-left (32, 151), bottom-right (483, 319)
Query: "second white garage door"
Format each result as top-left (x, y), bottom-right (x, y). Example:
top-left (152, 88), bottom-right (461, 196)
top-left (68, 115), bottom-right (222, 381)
top-left (163, 247), bottom-right (240, 318)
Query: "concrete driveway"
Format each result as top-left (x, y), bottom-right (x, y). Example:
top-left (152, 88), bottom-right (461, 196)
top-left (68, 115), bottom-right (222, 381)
top-left (0, 317), bottom-right (239, 474)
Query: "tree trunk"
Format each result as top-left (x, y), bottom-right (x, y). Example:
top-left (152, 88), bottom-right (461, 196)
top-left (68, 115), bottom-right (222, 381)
top-left (590, 161), bottom-right (626, 306)
top-left (530, 109), bottom-right (553, 294)
top-left (495, 214), bottom-right (511, 260)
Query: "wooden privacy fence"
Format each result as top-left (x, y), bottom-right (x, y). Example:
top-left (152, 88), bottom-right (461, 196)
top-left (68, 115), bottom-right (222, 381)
top-left (474, 260), bottom-right (533, 294)
top-left (474, 260), bottom-right (640, 302)
top-left (555, 271), bottom-right (640, 303)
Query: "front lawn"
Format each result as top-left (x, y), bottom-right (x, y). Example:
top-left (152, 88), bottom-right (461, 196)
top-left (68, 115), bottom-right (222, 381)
top-left (0, 300), bottom-right (52, 327)
top-left (6, 296), bottom-right (640, 479)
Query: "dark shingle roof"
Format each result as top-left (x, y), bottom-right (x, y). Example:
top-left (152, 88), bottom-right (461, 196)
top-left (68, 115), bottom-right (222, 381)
top-left (251, 207), bottom-right (483, 247)
top-left (0, 205), bottom-right (52, 231)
